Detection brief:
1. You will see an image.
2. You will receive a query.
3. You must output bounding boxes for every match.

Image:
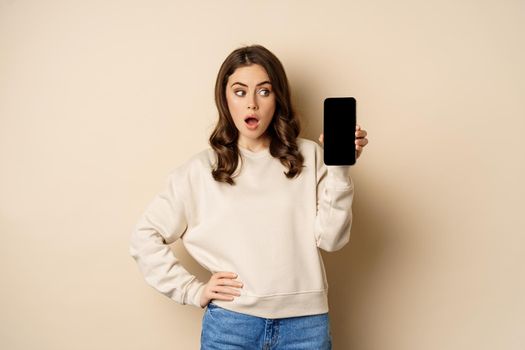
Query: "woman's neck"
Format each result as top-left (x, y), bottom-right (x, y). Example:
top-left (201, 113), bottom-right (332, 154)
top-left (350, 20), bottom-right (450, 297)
top-left (237, 136), bottom-right (270, 152)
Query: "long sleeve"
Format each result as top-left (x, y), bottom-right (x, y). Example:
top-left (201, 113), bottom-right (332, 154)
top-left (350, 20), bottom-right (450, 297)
top-left (314, 146), bottom-right (354, 252)
top-left (129, 170), bottom-right (206, 308)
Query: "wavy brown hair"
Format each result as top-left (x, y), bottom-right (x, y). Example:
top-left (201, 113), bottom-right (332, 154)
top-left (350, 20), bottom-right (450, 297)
top-left (209, 44), bottom-right (304, 185)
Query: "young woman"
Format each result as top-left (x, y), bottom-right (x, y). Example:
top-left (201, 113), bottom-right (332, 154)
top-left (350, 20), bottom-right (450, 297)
top-left (130, 44), bottom-right (369, 349)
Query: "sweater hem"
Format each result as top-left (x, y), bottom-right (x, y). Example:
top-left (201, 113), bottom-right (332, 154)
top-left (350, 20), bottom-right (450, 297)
top-left (208, 289), bottom-right (329, 319)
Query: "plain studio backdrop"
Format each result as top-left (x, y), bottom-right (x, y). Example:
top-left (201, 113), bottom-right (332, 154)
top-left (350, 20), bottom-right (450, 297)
top-left (1, 0), bottom-right (524, 349)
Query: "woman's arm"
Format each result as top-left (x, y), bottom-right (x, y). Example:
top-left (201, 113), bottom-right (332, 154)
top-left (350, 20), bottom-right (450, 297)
top-left (313, 163), bottom-right (354, 252)
top-left (129, 171), bottom-right (206, 308)
top-left (313, 125), bottom-right (368, 251)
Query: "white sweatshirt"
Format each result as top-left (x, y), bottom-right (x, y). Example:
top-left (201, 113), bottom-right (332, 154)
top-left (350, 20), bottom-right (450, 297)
top-left (129, 137), bottom-right (354, 319)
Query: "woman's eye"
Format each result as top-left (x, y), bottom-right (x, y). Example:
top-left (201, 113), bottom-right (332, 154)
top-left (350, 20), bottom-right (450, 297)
top-left (234, 89), bottom-right (270, 97)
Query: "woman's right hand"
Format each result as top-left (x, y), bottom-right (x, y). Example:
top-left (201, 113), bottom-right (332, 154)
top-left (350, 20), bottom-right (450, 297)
top-left (199, 271), bottom-right (244, 308)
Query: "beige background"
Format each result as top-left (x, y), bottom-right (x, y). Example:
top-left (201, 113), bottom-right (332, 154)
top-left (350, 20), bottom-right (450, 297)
top-left (1, 0), bottom-right (524, 349)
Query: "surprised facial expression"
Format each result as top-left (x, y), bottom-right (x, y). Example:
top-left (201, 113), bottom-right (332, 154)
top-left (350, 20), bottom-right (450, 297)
top-left (226, 64), bottom-right (276, 148)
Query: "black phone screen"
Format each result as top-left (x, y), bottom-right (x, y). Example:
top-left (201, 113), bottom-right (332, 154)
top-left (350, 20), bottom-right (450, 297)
top-left (323, 97), bottom-right (356, 166)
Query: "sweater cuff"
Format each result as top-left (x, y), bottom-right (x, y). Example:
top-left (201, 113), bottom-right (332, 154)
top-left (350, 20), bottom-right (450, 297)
top-left (184, 279), bottom-right (207, 309)
top-left (326, 165), bottom-right (352, 190)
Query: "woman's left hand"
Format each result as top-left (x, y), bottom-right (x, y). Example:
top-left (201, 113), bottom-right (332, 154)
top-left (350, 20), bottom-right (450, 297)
top-left (318, 125), bottom-right (369, 159)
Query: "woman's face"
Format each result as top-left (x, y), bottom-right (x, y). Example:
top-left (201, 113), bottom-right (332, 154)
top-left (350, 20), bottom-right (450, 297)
top-left (226, 64), bottom-right (276, 148)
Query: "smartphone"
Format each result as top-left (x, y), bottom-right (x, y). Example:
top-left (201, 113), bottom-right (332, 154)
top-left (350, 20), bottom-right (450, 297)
top-left (323, 97), bottom-right (356, 165)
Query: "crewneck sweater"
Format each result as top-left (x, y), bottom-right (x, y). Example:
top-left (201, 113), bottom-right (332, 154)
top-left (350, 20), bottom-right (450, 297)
top-left (129, 137), bottom-right (354, 319)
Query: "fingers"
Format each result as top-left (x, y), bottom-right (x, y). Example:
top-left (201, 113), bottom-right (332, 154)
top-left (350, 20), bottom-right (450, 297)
top-left (216, 276), bottom-right (243, 289)
top-left (212, 272), bottom-right (243, 288)
top-left (318, 133), bottom-right (324, 145)
top-left (212, 286), bottom-right (242, 297)
top-left (356, 130), bottom-right (367, 139)
top-left (211, 272), bottom-right (242, 285)
top-left (208, 271), bottom-right (244, 302)
top-left (355, 125), bottom-right (367, 139)
top-left (355, 138), bottom-right (368, 158)
top-left (214, 271), bottom-right (238, 279)
top-left (355, 137), bottom-right (368, 147)
top-left (355, 125), bottom-right (368, 159)
top-left (355, 125), bottom-right (368, 156)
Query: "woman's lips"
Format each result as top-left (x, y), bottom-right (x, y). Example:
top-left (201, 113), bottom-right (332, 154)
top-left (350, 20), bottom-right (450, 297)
top-left (245, 117), bottom-right (260, 130)
top-left (244, 115), bottom-right (260, 130)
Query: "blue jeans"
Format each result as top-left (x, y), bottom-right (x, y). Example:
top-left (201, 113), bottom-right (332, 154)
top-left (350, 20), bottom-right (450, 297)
top-left (200, 302), bottom-right (332, 349)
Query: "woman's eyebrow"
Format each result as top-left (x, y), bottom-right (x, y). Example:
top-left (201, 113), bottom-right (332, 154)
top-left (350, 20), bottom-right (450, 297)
top-left (231, 81), bottom-right (272, 87)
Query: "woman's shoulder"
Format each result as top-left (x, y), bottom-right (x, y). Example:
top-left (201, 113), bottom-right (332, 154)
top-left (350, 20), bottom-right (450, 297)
top-left (297, 137), bottom-right (320, 150)
top-left (166, 146), bottom-right (215, 181)
top-left (296, 137), bottom-right (323, 158)
top-left (188, 146), bottom-right (216, 168)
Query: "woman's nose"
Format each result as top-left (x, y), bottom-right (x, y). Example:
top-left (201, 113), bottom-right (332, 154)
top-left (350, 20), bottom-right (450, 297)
top-left (247, 94), bottom-right (258, 110)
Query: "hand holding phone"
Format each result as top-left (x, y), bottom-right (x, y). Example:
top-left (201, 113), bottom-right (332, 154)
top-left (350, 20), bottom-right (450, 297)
top-left (323, 97), bottom-right (357, 165)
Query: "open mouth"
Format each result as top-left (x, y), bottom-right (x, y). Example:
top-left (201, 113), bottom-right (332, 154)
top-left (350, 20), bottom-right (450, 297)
top-left (244, 115), bottom-right (260, 126)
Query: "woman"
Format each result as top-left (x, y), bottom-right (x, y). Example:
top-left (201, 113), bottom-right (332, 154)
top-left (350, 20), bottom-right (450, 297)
top-left (129, 44), bottom-right (369, 349)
